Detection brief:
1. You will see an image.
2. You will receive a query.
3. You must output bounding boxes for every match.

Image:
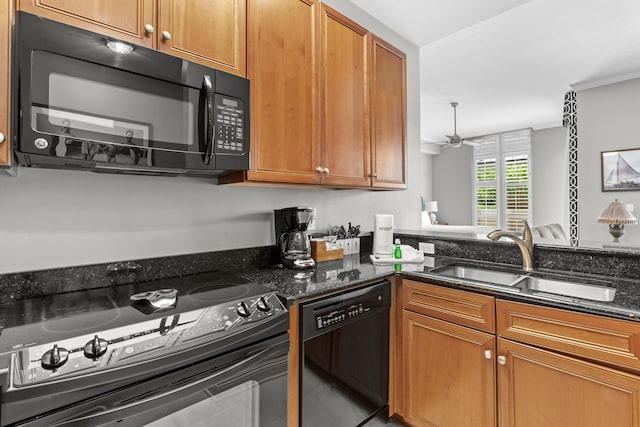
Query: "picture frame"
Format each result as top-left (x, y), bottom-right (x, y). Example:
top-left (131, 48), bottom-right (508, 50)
top-left (601, 148), bottom-right (640, 192)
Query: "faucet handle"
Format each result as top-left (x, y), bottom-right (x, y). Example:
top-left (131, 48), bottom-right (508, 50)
top-left (522, 220), bottom-right (532, 243)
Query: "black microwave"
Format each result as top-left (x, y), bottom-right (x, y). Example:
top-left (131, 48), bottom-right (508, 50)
top-left (13, 12), bottom-right (250, 177)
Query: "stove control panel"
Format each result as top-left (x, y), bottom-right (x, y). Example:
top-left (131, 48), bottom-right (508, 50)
top-left (11, 292), bottom-right (286, 385)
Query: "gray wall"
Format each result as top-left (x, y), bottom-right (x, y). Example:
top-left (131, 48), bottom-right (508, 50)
top-left (431, 144), bottom-right (474, 225)
top-left (530, 126), bottom-right (567, 230)
top-left (577, 77), bottom-right (640, 244)
top-left (0, 1), bottom-right (425, 274)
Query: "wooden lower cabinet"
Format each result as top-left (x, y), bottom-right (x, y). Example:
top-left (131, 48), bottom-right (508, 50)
top-left (498, 337), bottom-right (640, 427)
top-left (397, 280), bottom-right (640, 427)
top-left (403, 309), bottom-right (496, 427)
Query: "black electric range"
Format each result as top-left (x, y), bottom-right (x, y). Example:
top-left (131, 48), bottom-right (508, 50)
top-left (0, 270), bottom-right (289, 426)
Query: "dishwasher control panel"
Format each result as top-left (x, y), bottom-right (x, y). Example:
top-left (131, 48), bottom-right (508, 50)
top-left (315, 294), bottom-right (382, 330)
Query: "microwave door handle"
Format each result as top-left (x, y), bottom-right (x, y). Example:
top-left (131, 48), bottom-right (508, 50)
top-left (201, 75), bottom-right (214, 165)
top-left (51, 344), bottom-right (282, 427)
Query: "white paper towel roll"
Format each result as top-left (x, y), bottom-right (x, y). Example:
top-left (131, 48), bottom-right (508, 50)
top-left (373, 214), bottom-right (394, 255)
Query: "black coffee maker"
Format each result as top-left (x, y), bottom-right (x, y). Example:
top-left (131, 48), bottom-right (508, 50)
top-left (274, 207), bottom-right (315, 269)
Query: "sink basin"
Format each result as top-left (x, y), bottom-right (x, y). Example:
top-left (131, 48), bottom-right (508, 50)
top-left (515, 276), bottom-right (616, 302)
top-left (431, 264), bottom-right (523, 287)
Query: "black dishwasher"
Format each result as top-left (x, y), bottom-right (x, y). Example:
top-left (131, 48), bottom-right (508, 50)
top-left (300, 280), bottom-right (391, 426)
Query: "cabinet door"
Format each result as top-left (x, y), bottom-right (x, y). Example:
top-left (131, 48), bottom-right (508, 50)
top-left (403, 310), bottom-right (496, 427)
top-left (157, 0), bottom-right (246, 76)
top-left (370, 35), bottom-right (406, 189)
top-left (498, 338), bottom-right (640, 427)
top-left (319, 4), bottom-right (371, 187)
top-left (18, 0), bottom-right (155, 48)
top-left (244, 0), bottom-right (320, 184)
top-left (0, 0), bottom-right (11, 167)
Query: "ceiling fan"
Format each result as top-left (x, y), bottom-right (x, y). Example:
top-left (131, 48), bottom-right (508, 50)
top-left (442, 102), bottom-right (480, 148)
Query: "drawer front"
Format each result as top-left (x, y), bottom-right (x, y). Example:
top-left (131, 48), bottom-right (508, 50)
top-left (403, 280), bottom-right (495, 333)
top-left (497, 299), bottom-right (640, 372)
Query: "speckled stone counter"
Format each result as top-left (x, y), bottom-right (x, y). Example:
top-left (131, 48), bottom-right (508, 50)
top-left (1, 230), bottom-right (640, 326)
top-left (395, 229), bottom-right (640, 280)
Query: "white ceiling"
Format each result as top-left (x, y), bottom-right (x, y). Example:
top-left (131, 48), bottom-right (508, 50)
top-left (351, 0), bottom-right (640, 143)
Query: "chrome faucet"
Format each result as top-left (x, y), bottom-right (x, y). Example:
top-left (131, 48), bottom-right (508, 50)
top-left (487, 220), bottom-right (534, 271)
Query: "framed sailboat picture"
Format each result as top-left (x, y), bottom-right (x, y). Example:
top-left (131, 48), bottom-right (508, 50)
top-left (601, 148), bottom-right (640, 191)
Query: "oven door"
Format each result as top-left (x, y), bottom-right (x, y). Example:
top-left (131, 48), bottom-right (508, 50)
top-left (16, 334), bottom-right (288, 427)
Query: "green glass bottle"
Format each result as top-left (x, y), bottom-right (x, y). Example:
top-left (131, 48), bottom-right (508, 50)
top-left (394, 239), bottom-right (402, 271)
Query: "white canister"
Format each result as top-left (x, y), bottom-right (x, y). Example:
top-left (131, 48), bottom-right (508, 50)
top-left (373, 214), bottom-right (394, 255)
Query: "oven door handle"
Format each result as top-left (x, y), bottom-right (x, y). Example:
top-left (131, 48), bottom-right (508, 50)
top-left (200, 74), bottom-right (214, 165)
top-left (51, 343), bottom-right (285, 426)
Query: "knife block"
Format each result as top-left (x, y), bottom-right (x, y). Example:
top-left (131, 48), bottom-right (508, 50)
top-left (311, 240), bottom-right (344, 263)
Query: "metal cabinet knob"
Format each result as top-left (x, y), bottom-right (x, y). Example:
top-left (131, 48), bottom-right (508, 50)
top-left (323, 168), bottom-right (329, 174)
top-left (315, 166), bottom-right (323, 173)
top-left (484, 350), bottom-right (492, 359)
top-left (372, 172), bottom-right (379, 178)
top-left (144, 24), bottom-right (154, 35)
top-left (0, 132), bottom-right (5, 144)
top-left (161, 31), bottom-right (171, 41)
top-left (497, 355), bottom-right (507, 365)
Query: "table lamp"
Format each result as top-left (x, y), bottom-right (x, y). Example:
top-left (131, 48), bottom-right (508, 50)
top-left (426, 201), bottom-right (439, 224)
top-left (597, 199), bottom-right (637, 242)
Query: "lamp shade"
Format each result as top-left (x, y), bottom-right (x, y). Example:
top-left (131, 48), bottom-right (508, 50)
top-left (425, 201), bottom-right (438, 213)
top-left (597, 199), bottom-right (637, 225)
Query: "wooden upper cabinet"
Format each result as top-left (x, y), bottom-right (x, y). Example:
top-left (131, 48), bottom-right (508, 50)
top-left (18, 0), bottom-right (246, 76)
top-left (244, 0), bottom-right (320, 184)
top-left (371, 35), bottom-right (406, 189)
top-left (18, 0), bottom-right (156, 48)
top-left (0, 0), bottom-right (12, 167)
top-left (319, 4), bottom-right (371, 187)
top-left (157, 0), bottom-right (246, 76)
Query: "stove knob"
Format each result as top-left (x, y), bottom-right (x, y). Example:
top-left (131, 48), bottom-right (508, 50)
top-left (257, 296), bottom-right (271, 312)
top-left (41, 344), bottom-right (69, 371)
top-left (237, 301), bottom-right (251, 318)
top-left (84, 335), bottom-right (108, 359)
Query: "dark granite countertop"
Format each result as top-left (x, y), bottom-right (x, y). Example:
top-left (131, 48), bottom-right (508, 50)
top-left (238, 254), bottom-right (640, 322)
top-left (1, 237), bottom-right (639, 329)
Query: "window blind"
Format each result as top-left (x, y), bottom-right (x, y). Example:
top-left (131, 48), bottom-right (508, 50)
top-left (473, 129), bottom-right (531, 232)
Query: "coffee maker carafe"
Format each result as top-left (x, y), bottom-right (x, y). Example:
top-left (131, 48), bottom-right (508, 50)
top-left (274, 207), bottom-right (315, 269)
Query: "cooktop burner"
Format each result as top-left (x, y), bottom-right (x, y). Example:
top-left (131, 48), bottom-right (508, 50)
top-left (0, 270), bottom-right (287, 384)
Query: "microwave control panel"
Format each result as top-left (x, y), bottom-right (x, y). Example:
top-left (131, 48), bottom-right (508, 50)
top-left (214, 94), bottom-right (245, 154)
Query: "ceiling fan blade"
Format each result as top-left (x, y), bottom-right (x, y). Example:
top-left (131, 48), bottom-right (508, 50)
top-left (462, 139), bottom-right (481, 147)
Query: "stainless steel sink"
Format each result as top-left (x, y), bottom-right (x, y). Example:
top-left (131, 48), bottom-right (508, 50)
top-left (516, 276), bottom-right (617, 302)
top-left (430, 264), bottom-right (523, 287)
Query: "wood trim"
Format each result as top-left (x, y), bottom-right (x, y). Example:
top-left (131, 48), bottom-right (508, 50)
top-left (287, 302), bottom-right (300, 427)
top-left (388, 275), bottom-right (404, 417)
top-left (0, 0), bottom-right (12, 167)
top-left (403, 279), bottom-right (496, 333)
top-left (497, 299), bottom-right (640, 373)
